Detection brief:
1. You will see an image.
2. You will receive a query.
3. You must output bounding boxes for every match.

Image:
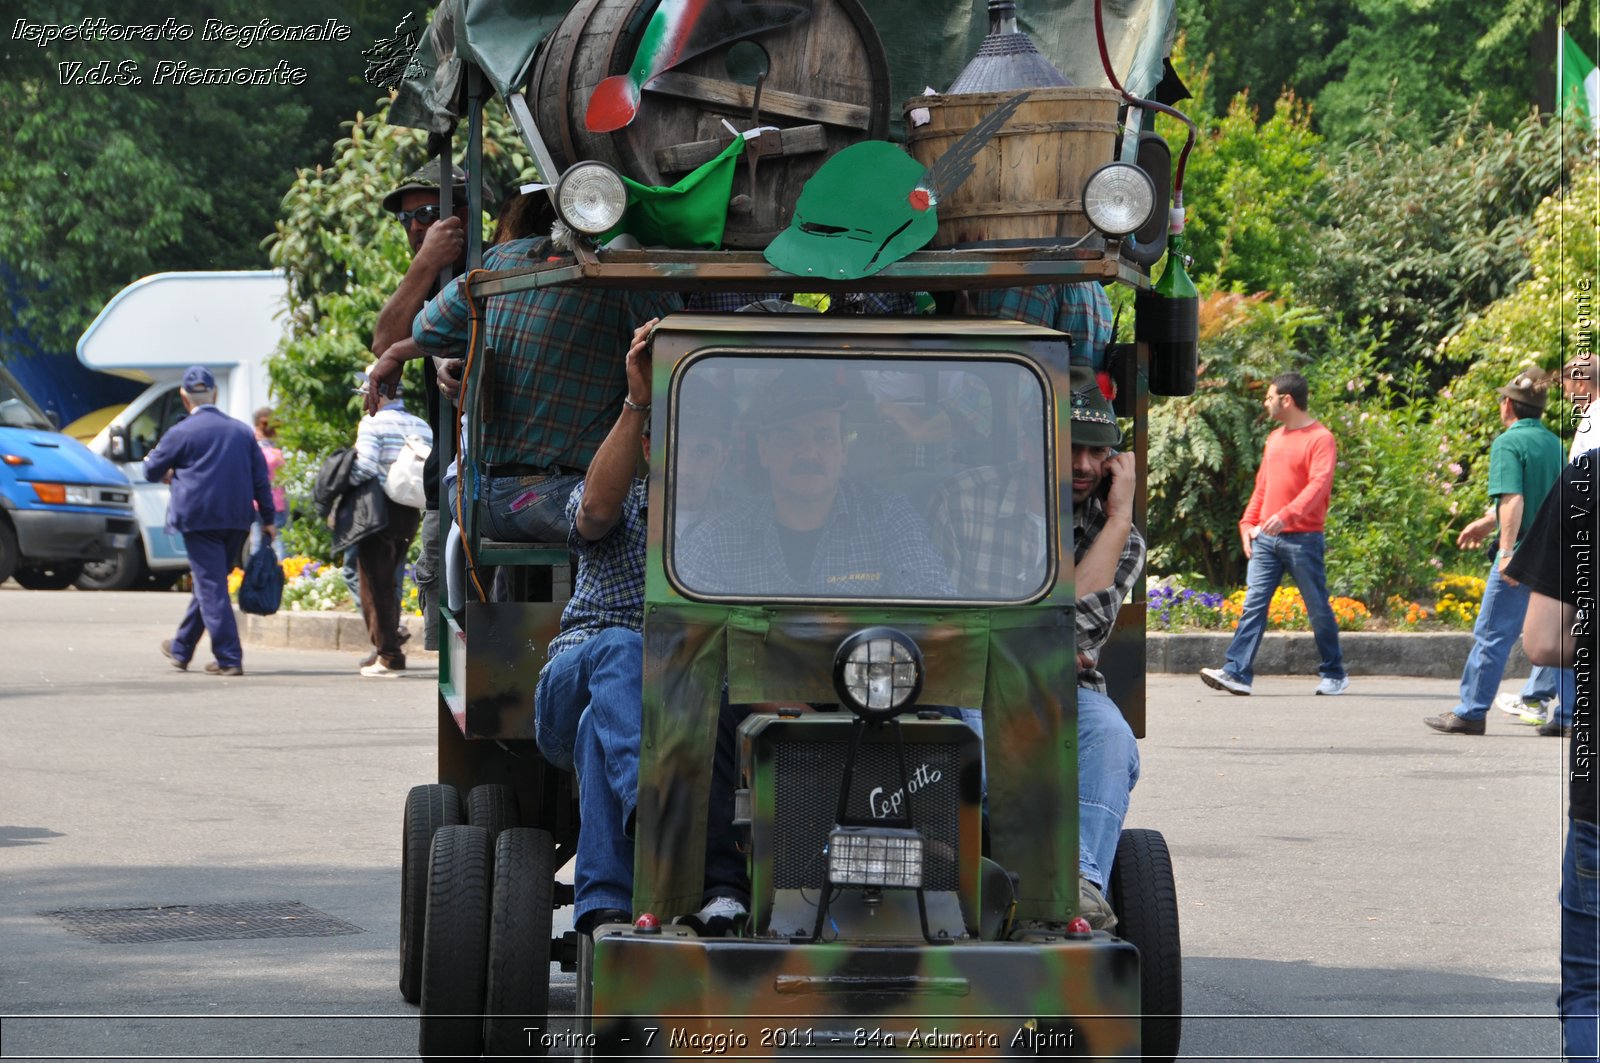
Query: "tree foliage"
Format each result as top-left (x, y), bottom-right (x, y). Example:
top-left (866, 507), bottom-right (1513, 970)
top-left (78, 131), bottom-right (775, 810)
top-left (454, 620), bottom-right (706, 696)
top-left (0, 0), bottom-right (402, 354)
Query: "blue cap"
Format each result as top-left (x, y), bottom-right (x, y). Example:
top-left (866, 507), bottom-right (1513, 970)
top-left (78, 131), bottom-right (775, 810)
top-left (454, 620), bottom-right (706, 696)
top-left (182, 366), bottom-right (216, 393)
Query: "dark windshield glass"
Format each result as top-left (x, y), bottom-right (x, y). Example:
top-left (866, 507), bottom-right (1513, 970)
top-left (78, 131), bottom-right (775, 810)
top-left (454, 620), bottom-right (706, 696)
top-left (0, 366), bottom-right (55, 430)
top-left (669, 354), bottom-right (1053, 603)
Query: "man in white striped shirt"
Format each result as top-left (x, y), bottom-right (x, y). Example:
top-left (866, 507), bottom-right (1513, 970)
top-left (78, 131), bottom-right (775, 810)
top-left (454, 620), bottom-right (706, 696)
top-left (352, 375), bottom-right (432, 677)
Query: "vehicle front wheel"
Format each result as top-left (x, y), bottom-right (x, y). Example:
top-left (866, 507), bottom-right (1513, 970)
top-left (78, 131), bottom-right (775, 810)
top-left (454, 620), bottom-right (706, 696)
top-left (1110, 827), bottom-right (1182, 1063)
top-left (77, 545), bottom-right (144, 591)
top-left (13, 563), bottom-right (84, 590)
top-left (419, 824), bottom-right (492, 1061)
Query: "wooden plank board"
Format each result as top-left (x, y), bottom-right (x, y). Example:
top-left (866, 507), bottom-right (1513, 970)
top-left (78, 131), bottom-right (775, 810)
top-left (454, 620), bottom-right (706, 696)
top-left (644, 70), bottom-right (871, 130)
top-left (655, 125), bottom-right (828, 174)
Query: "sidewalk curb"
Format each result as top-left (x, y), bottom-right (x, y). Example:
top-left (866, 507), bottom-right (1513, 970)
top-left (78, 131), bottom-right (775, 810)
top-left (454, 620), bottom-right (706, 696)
top-left (235, 608), bottom-right (436, 659)
top-left (1148, 631), bottom-right (1526, 679)
top-left (239, 612), bottom-right (1512, 679)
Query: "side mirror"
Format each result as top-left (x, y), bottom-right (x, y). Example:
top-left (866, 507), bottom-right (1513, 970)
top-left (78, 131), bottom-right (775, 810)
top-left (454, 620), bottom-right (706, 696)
top-left (108, 425), bottom-right (130, 462)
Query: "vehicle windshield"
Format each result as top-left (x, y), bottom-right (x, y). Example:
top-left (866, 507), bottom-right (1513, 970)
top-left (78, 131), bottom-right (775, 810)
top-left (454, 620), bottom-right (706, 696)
top-left (0, 366), bottom-right (55, 430)
top-left (668, 353), bottom-right (1053, 604)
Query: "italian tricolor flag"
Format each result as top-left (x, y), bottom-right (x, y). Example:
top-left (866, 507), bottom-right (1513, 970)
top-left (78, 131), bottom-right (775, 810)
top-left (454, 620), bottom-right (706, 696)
top-left (1560, 28), bottom-right (1599, 128)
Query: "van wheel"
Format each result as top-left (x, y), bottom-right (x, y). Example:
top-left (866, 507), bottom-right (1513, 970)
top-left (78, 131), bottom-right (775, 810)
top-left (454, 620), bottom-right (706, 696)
top-left (77, 545), bottom-right (144, 591)
top-left (13, 563), bottom-right (83, 590)
top-left (419, 824), bottom-right (492, 1060)
top-left (483, 828), bottom-right (556, 1057)
top-left (0, 522), bottom-right (18, 584)
top-left (467, 784), bottom-right (520, 843)
top-left (401, 784), bottom-right (463, 1004)
top-left (1110, 828), bottom-right (1182, 1063)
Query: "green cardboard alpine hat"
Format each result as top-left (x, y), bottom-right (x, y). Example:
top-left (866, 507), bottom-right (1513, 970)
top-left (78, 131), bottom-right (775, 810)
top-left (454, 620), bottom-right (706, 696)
top-left (1070, 386), bottom-right (1122, 447)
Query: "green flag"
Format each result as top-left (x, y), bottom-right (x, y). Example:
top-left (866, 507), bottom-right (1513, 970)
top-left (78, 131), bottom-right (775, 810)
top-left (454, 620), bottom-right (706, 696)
top-left (1560, 28), bottom-right (1599, 127)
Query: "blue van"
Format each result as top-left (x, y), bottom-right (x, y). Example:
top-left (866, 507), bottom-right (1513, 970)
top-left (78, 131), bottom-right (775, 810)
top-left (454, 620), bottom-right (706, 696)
top-left (0, 363), bottom-right (136, 588)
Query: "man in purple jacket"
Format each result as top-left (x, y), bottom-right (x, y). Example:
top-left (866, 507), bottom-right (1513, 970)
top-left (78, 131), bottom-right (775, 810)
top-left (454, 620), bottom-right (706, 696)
top-left (143, 366), bottom-right (275, 676)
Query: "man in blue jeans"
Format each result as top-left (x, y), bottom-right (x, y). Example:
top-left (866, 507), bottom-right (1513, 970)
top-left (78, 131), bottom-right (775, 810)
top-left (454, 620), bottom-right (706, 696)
top-left (532, 322), bottom-right (744, 937)
top-left (1425, 369), bottom-right (1563, 735)
top-left (1200, 371), bottom-right (1348, 696)
top-left (1508, 450), bottom-right (1598, 1060)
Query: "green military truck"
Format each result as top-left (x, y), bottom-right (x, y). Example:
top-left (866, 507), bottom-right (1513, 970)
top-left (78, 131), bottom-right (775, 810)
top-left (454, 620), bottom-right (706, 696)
top-left (390, 0), bottom-right (1197, 1057)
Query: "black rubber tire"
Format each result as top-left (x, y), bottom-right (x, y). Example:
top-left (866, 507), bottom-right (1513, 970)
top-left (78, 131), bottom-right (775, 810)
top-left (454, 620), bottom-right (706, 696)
top-left (77, 544), bottom-right (144, 591)
top-left (401, 784), bottom-right (463, 1004)
top-left (13, 563), bottom-right (84, 590)
top-left (419, 824), bottom-right (492, 1061)
top-left (483, 827), bottom-right (556, 1057)
top-left (0, 520), bottom-right (16, 585)
top-left (467, 784), bottom-right (520, 843)
top-left (1110, 828), bottom-right (1183, 1063)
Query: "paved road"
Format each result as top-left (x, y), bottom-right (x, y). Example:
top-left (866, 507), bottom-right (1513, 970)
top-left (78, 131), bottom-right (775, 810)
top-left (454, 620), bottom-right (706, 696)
top-left (0, 589), bottom-right (1570, 1061)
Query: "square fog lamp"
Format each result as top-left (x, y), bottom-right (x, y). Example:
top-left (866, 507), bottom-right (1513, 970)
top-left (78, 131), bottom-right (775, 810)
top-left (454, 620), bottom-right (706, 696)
top-left (827, 826), bottom-right (924, 889)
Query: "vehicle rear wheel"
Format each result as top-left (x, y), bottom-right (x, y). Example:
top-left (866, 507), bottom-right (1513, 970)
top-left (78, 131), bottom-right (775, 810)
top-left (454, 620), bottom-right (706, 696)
top-left (1110, 827), bottom-right (1182, 1063)
top-left (0, 521), bottom-right (18, 584)
top-left (467, 783), bottom-right (520, 843)
top-left (77, 545), bottom-right (144, 591)
top-left (483, 827), bottom-right (556, 1057)
top-left (401, 784), bottom-right (463, 1004)
top-left (420, 824), bottom-right (492, 1061)
top-left (13, 563), bottom-right (84, 590)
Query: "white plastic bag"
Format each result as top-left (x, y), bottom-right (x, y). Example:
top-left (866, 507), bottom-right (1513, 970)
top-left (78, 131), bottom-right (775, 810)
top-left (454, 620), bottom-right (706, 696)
top-left (382, 434), bottom-right (431, 510)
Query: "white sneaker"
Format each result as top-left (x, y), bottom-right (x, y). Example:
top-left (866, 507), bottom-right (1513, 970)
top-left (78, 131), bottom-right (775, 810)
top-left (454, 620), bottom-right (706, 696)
top-left (1314, 675), bottom-right (1350, 696)
top-left (360, 661), bottom-right (404, 678)
top-left (1199, 667), bottom-right (1252, 695)
top-left (1495, 691), bottom-right (1544, 721)
top-left (678, 895), bottom-right (747, 936)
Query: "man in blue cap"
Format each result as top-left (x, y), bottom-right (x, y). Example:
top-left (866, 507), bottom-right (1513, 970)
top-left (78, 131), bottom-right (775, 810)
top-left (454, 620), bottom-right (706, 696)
top-left (143, 366), bottom-right (276, 676)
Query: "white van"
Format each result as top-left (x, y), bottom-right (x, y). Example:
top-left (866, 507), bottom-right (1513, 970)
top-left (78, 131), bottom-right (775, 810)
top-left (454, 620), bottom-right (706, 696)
top-left (75, 271), bottom-right (289, 589)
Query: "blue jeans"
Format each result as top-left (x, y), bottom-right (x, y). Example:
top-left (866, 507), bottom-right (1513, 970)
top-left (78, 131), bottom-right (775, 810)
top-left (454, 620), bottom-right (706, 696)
top-left (535, 628), bottom-right (748, 921)
top-left (1452, 564), bottom-right (1534, 721)
top-left (1563, 818), bottom-right (1600, 1062)
top-left (1222, 532), bottom-right (1345, 685)
top-left (172, 528), bottom-right (248, 669)
top-left (958, 687), bottom-right (1139, 892)
top-left (483, 473), bottom-right (582, 544)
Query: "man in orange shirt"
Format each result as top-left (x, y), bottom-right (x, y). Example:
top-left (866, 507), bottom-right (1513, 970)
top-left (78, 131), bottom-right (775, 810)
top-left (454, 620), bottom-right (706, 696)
top-left (1200, 371), bottom-right (1348, 696)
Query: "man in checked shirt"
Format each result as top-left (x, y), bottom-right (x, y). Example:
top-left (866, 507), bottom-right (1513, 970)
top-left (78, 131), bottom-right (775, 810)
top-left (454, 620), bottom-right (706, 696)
top-left (929, 381), bottom-right (1144, 931)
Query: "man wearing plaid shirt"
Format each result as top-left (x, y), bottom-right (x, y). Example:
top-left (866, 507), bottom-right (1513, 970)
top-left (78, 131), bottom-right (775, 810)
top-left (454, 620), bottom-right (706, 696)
top-left (930, 383), bottom-right (1144, 929)
top-left (533, 322), bottom-right (746, 937)
top-left (412, 237), bottom-right (681, 544)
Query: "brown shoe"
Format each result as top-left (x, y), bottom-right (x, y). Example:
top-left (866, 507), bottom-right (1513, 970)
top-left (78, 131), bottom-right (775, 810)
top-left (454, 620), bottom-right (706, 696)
top-left (1423, 711), bottom-right (1484, 735)
top-left (204, 662), bottom-right (244, 677)
top-left (160, 639), bottom-right (188, 671)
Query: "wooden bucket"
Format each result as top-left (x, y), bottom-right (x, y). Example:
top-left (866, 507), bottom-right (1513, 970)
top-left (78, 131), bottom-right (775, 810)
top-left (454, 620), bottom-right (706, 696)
top-left (529, 0), bottom-right (890, 249)
top-left (903, 88), bottom-right (1122, 249)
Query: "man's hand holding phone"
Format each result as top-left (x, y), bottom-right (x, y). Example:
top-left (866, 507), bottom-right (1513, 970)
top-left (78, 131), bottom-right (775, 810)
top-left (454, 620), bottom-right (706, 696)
top-left (1101, 450), bottom-right (1136, 521)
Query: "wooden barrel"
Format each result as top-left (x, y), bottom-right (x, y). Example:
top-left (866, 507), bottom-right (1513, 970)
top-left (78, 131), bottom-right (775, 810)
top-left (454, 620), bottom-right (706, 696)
top-left (903, 88), bottom-right (1122, 249)
top-left (528, 0), bottom-right (890, 249)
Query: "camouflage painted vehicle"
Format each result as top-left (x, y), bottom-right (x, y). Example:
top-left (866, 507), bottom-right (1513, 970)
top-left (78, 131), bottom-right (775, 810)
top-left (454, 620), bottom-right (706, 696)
top-left (389, 1), bottom-right (1194, 1059)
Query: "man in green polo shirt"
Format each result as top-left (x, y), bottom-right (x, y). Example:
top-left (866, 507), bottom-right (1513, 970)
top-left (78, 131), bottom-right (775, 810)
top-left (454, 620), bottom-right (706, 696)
top-left (1425, 369), bottom-right (1565, 734)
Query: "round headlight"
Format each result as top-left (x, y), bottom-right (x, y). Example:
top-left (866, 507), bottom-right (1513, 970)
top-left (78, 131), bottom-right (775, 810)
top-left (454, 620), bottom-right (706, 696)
top-left (555, 161), bottom-right (628, 235)
top-left (833, 628), bottom-right (924, 720)
top-left (1083, 163), bottom-right (1156, 237)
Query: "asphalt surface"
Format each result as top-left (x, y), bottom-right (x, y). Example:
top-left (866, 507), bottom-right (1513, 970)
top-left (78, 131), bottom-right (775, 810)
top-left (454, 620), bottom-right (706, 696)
top-left (0, 588), bottom-right (1571, 1061)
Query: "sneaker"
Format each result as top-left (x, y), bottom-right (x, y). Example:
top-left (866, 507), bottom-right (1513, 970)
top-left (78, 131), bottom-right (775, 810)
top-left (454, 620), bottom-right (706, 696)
top-left (1078, 880), bottom-right (1117, 932)
top-left (1315, 676), bottom-right (1350, 696)
top-left (1495, 692), bottom-right (1548, 724)
top-left (1539, 719), bottom-right (1572, 738)
top-left (357, 647), bottom-right (380, 669)
top-left (203, 661), bottom-right (244, 676)
top-left (1199, 667), bottom-right (1252, 696)
top-left (677, 896), bottom-right (747, 937)
top-left (1422, 711), bottom-right (1485, 735)
top-left (160, 639), bottom-right (188, 671)
top-left (360, 661), bottom-right (404, 678)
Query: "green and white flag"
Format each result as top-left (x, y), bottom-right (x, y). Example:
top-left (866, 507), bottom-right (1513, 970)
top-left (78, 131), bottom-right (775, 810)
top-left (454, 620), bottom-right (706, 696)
top-left (1560, 28), bottom-right (1599, 128)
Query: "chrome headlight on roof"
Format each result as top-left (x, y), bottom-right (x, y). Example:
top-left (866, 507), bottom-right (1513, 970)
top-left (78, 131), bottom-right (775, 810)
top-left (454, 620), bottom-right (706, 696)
top-left (555, 161), bottom-right (628, 235)
top-left (1083, 162), bottom-right (1157, 238)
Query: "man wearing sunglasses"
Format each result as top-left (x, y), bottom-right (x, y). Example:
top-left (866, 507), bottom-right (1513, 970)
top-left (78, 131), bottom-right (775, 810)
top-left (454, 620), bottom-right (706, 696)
top-left (363, 158), bottom-right (473, 655)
